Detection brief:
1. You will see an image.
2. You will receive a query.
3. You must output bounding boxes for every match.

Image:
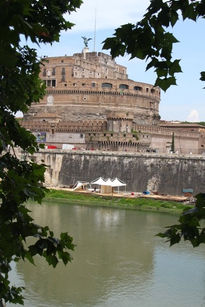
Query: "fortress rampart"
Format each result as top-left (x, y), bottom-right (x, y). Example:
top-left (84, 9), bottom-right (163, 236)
top-left (22, 49), bottom-right (205, 155)
top-left (25, 51), bottom-right (160, 125)
top-left (32, 150), bottom-right (205, 196)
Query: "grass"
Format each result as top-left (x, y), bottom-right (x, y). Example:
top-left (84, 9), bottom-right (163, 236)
top-left (42, 189), bottom-right (192, 215)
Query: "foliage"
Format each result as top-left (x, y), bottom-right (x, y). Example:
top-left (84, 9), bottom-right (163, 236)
top-left (103, 0), bottom-right (205, 91)
top-left (158, 194), bottom-right (205, 247)
top-left (0, 0), bottom-right (82, 304)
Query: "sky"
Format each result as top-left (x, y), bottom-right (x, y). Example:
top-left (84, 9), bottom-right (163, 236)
top-left (34, 0), bottom-right (205, 122)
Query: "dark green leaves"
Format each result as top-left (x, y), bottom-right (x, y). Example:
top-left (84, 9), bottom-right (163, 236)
top-left (0, 0), bottom-right (82, 304)
top-left (158, 193), bottom-right (205, 247)
top-left (103, 0), bottom-right (204, 91)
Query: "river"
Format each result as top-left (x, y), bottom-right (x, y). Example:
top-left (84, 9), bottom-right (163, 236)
top-left (8, 202), bottom-right (205, 307)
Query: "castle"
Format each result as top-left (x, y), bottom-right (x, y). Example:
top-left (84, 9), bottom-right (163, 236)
top-left (22, 46), bottom-right (205, 154)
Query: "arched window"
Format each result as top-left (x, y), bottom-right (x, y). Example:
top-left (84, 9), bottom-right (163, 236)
top-left (134, 86), bottom-right (142, 91)
top-left (151, 88), bottom-right (155, 94)
top-left (119, 84), bottom-right (129, 89)
top-left (102, 83), bottom-right (112, 88)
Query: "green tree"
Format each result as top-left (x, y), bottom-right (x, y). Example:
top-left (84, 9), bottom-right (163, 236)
top-left (0, 0), bottom-right (82, 304)
top-left (103, 0), bottom-right (205, 247)
top-left (103, 0), bottom-right (205, 91)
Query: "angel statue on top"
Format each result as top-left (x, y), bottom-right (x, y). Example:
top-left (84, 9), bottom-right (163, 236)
top-left (81, 36), bottom-right (92, 48)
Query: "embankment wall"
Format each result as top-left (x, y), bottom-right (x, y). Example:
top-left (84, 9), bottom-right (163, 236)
top-left (34, 150), bottom-right (205, 195)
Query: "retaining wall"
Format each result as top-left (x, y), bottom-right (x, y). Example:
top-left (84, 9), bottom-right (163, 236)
top-left (34, 150), bottom-right (205, 195)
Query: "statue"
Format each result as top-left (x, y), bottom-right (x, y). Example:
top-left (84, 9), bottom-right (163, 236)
top-left (81, 36), bottom-right (92, 48)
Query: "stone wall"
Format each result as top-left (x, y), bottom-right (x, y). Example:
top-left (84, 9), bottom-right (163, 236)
top-left (34, 150), bottom-right (205, 195)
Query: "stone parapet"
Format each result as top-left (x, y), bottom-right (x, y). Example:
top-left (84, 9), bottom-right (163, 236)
top-left (32, 150), bottom-right (205, 195)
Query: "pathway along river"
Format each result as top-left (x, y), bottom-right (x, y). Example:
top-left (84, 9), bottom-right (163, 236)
top-left (8, 202), bottom-right (205, 307)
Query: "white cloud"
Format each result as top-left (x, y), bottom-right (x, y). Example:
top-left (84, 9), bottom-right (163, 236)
top-left (68, 0), bottom-right (150, 32)
top-left (187, 109), bottom-right (200, 122)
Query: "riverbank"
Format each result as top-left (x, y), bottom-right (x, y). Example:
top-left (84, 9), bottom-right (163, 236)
top-left (43, 189), bottom-right (193, 215)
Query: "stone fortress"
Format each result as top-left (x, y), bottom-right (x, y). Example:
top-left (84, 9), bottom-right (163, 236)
top-left (22, 45), bottom-right (205, 154)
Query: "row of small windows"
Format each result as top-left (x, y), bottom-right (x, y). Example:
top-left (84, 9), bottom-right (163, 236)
top-left (43, 68), bottom-right (56, 76)
top-left (101, 83), bottom-right (156, 93)
top-left (43, 67), bottom-right (65, 77)
top-left (43, 78), bottom-right (157, 94)
top-left (43, 79), bottom-right (56, 87)
top-left (42, 69), bottom-right (156, 93)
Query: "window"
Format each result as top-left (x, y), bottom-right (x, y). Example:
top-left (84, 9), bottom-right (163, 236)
top-left (134, 86), bottom-right (142, 91)
top-left (151, 88), bottom-right (155, 93)
top-left (80, 134), bottom-right (83, 138)
top-left (61, 75), bottom-right (65, 82)
top-left (43, 68), bottom-right (46, 76)
top-left (102, 83), bottom-right (112, 88)
top-left (45, 79), bottom-right (56, 87)
top-left (91, 82), bottom-right (96, 87)
top-left (119, 84), bottom-right (129, 89)
top-left (62, 68), bottom-right (65, 75)
top-left (52, 68), bottom-right (56, 75)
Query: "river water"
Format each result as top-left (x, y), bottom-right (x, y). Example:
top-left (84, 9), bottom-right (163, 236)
top-left (8, 202), bottom-right (205, 307)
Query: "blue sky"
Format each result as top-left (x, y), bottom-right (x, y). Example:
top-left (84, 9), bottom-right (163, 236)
top-left (34, 0), bottom-right (205, 122)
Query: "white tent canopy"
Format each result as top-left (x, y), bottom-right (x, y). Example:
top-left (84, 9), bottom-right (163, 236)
top-left (73, 181), bottom-right (88, 191)
top-left (91, 177), bottom-right (126, 187)
top-left (111, 178), bottom-right (126, 187)
top-left (91, 177), bottom-right (107, 185)
top-left (103, 178), bottom-right (113, 186)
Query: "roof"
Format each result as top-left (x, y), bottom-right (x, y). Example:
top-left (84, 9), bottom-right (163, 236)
top-left (91, 177), bottom-right (126, 187)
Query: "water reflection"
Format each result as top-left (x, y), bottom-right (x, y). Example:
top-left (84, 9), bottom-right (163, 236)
top-left (8, 203), bottom-right (205, 307)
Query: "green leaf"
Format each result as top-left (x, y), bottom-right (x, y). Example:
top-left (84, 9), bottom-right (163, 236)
top-left (169, 59), bottom-right (182, 75)
top-left (155, 76), bottom-right (177, 91)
